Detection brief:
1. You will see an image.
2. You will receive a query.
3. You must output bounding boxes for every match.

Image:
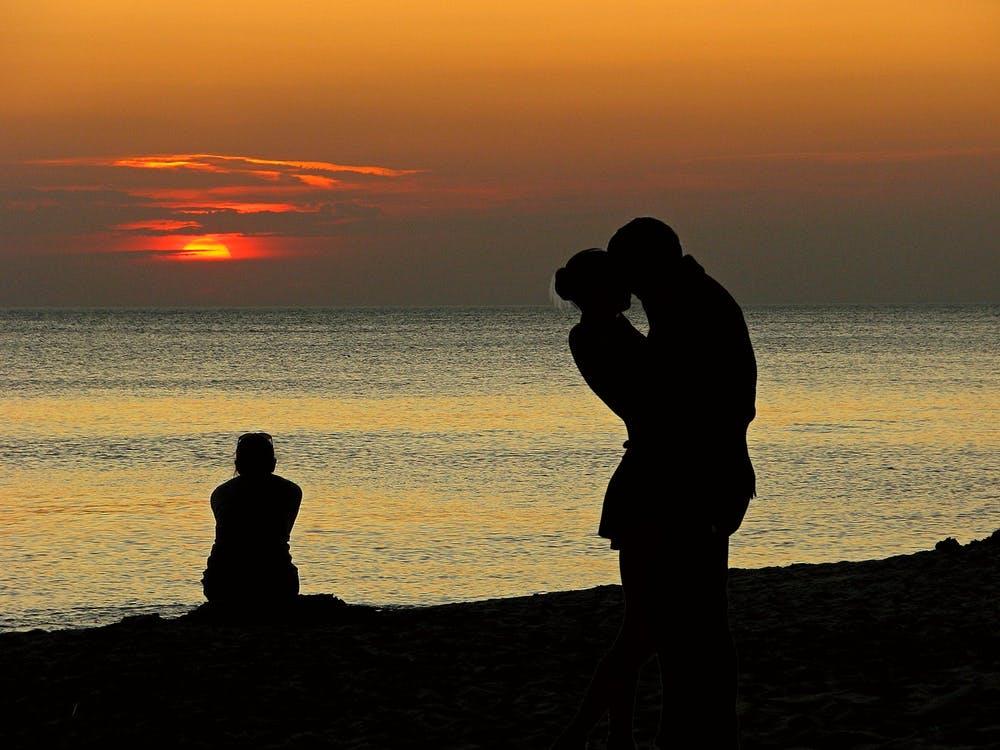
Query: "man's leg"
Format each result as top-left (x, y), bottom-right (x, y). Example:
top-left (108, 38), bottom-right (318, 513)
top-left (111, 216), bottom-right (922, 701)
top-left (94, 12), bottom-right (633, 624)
top-left (656, 532), bottom-right (738, 749)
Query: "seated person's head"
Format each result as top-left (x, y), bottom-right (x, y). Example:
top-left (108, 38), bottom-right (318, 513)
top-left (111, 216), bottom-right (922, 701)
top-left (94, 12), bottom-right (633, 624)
top-left (235, 432), bottom-right (276, 476)
top-left (554, 248), bottom-right (630, 318)
top-left (606, 217), bottom-right (682, 300)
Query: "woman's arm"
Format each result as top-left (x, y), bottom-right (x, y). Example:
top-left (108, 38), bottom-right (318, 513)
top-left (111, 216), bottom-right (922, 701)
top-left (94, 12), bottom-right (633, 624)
top-left (569, 322), bottom-right (649, 423)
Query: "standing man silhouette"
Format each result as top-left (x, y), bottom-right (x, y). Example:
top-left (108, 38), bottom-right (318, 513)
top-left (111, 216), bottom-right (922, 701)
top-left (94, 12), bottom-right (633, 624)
top-left (607, 217), bottom-right (756, 749)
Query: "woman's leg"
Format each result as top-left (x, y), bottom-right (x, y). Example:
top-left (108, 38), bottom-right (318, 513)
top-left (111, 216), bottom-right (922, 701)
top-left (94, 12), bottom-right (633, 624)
top-left (553, 549), bottom-right (656, 749)
top-left (606, 547), bottom-right (657, 748)
top-left (606, 666), bottom-right (640, 749)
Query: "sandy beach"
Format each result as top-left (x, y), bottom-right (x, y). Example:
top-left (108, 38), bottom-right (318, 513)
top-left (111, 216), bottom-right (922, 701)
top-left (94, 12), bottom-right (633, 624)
top-left (2, 530), bottom-right (997, 749)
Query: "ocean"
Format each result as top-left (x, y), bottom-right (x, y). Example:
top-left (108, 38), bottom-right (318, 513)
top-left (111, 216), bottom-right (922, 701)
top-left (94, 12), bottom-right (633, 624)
top-left (1, 306), bottom-right (997, 631)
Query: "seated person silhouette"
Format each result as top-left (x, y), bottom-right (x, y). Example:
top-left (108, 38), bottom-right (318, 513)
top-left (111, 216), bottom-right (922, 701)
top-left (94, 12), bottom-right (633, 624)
top-left (201, 432), bottom-right (302, 609)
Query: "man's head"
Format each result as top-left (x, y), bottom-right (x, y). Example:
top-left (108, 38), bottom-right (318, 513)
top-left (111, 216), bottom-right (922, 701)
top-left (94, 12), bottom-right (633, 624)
top-left (607, 217), bottom-right (682, 300)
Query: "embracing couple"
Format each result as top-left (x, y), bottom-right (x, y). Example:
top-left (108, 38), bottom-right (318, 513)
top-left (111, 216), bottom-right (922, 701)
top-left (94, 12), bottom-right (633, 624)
top-left (553, 218), bottom-right (757, 750)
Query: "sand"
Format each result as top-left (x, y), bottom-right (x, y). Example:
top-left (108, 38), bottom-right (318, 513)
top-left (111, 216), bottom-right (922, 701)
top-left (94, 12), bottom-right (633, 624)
top-left (1, 530), bottom-right (998, 749)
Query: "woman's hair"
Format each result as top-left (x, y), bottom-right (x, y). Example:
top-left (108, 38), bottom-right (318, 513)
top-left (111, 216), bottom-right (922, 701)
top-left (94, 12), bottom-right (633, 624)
top-left (234, 432), bottom-right (276, 476)
top-left (553, 248), bottom-right (628, 312)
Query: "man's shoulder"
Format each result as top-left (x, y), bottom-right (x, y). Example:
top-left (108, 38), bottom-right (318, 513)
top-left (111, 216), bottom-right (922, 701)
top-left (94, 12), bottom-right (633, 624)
top-left (693, 263), bottom-right (736, 304)
top-left (695, 269), bottom-right (745, 326)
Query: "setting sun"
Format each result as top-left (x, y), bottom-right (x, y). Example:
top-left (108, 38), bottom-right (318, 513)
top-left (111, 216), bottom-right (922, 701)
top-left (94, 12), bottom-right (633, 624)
top-left (178, 238), bottom-right (232, 261)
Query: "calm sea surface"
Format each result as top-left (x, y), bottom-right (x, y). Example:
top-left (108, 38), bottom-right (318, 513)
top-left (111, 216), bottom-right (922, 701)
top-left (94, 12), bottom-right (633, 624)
top-left (1, 306), bottom-right (997, 631)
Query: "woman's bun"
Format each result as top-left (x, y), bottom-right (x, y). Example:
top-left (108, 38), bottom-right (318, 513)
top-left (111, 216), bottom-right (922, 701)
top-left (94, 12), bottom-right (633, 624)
top-left (554, 248), bottom-right (610, 304)
top-left (553, 265), bottom-right (577, 302)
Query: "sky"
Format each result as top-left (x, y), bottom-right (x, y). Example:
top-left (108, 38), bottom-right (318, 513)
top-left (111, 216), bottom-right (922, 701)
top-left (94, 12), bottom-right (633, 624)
top-left (1, 1), bottom-right (997, 306)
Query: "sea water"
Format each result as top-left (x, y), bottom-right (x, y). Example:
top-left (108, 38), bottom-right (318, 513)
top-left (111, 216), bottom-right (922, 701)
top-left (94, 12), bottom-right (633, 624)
top-left (1, 306), bottom-right (997, 630)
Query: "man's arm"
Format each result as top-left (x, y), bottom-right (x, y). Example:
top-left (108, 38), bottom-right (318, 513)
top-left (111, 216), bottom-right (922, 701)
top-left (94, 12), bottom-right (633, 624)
top-left (700, 276), bottom-right (756, 428)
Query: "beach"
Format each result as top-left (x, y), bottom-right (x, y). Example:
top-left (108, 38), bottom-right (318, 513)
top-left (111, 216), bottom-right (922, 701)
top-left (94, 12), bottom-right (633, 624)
top-left (2, 530), bottom-right (997, 749)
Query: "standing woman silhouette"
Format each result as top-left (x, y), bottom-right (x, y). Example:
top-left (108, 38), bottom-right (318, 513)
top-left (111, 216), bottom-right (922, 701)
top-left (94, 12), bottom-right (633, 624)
top-left (551, 249), bottom-right (658, 750)
top-left (202, 432), bottom-right (302, 609)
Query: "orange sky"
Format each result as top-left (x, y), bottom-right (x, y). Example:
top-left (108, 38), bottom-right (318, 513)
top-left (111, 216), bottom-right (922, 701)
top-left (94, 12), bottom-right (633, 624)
top-left (1, 1), bottom-right (997, 304)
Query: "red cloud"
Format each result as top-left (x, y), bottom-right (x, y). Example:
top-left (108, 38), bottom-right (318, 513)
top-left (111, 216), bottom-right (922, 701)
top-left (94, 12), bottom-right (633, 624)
top-left (15, 153), bottom-right (425, 261)
top-left (35, 153), bottom-right (421, 178)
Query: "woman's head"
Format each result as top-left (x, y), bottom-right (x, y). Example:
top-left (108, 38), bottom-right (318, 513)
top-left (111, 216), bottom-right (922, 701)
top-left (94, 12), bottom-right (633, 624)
top-left (553, 248), bottom-right (630, 316)
top-left (234, 432), bottom-right (276, 476)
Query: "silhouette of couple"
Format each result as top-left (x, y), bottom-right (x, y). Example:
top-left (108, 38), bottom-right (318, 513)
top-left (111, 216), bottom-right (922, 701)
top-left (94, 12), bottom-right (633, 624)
top-left (552, 218), bottom-right (756, 749)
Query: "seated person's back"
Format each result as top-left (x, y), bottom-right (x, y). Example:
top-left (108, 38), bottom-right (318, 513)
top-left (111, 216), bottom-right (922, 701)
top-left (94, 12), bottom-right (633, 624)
top-left (202, 432), bottom-right (302, 606)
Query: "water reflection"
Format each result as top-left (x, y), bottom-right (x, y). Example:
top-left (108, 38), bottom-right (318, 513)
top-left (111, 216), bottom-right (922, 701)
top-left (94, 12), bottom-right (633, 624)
top-left (1, 306), bottom-right (997, 629)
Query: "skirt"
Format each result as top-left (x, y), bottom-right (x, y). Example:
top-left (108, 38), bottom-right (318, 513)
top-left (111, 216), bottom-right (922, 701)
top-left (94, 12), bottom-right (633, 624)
top-left (598, 442), bottom-right (753, 549)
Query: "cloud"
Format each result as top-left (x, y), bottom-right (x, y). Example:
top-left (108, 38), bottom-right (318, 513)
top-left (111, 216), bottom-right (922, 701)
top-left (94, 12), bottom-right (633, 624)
top-left (117, 202), bottom-right (383, 237)
top-left (0, 187), bottom-right (166, 237)
top-left (2, 153), bottom-right (424, 259)
top-left (31, 153), bottom-right (421, 178)
top-left (118, 244), bottom-right (232, 262)
top-left (681, 146), bottom-right (1000, 165)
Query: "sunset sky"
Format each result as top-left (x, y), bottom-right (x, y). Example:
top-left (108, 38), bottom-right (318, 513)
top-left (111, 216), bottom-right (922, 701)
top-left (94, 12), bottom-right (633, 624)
top-left (1, 1), bottom-right (997, 305)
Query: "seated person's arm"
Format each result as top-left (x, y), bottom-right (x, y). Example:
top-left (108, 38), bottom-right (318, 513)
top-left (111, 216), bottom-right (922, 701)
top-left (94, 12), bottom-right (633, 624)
top-left (284, 483), bottom-right (303, 537)
top-left (209, 484), bottom-right (228, 521)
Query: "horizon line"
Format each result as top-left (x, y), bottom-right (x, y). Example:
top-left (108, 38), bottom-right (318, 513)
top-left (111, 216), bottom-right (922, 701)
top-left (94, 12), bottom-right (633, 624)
top-left (1, 301), bottom-right (996, 312)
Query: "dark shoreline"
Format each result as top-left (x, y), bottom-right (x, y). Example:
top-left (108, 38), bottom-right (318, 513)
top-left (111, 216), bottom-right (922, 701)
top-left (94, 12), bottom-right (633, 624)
top-left (2, 531), bottom-right (998, 749)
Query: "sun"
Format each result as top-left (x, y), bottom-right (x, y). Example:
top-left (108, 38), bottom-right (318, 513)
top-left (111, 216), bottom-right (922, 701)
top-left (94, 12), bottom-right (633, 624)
top-left (178, 238), bottom-right (232, 261)
top-left (137, 233), bottom-right (267, 262)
